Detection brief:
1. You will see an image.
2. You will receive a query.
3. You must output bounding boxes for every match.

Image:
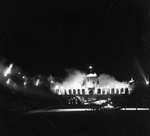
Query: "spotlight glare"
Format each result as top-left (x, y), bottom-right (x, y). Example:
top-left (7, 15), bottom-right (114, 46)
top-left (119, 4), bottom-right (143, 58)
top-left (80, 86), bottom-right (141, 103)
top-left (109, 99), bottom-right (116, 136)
top-left (35, 79), bottom-right (40, 86)
top-left (146, 80), bottom-right (149, 85)
top-left (55, 85), bottom-right (59, 90)
top-left (3, 64), bottom-right (13, 77)
top-left (89, 66), bottom-right (92, 69)
top-left (24, 81), bottom-right (27, 86)
top-left (6, 78), bottom-right (10, 85)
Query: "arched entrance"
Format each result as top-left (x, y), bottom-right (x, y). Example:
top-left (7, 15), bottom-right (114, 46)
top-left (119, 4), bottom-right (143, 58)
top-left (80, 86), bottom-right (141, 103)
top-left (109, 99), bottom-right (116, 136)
top-left (89, 90), bottom-right (94, 95)
top-left (88, 88), bottom-right (94, 95)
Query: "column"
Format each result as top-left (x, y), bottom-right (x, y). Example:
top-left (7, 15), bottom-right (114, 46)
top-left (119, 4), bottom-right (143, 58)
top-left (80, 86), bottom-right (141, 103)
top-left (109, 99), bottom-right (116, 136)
top-left (119, 89), bottom-right (121, 94)
top-left (114, 88), bottom-right (116, 94)
top-left (109, 88), bottom-right (111, 94)
top-left (66, 89), bottom-right (69, 95)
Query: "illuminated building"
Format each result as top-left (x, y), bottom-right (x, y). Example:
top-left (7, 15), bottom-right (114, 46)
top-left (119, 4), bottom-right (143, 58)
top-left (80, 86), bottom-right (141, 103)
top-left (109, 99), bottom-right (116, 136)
top-left (52, 73), bottom-right (134, 96)
top-left (51, 67), bottom-right (135, 105)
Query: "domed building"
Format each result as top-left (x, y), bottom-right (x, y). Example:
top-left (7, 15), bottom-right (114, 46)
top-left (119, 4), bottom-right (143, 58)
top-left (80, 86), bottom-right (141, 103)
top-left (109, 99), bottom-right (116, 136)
top-left (50, 66), bottom-right (134, 105)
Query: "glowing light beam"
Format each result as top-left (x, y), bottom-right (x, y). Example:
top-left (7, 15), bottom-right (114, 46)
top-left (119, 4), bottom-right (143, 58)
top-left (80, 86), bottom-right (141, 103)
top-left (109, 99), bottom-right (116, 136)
top-left (145, 80), bottom-right (149, 85)
top-left (35, 79), bottom-right (40, 86)
top-left (6, 78), bottom-right (10, 85)
top-left (3, 64), bottom-right (13, 77)
top-left (89, 66), bottom-right (93, 69)
top-left (24, 81), bottom-right (27, 87)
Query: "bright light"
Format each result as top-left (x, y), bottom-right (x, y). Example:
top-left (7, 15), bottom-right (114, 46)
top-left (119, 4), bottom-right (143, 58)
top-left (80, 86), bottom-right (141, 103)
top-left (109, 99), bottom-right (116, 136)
top-left (6, 78), bottom-right (10, 85)
top-left (54, 85), bottom-right (59, 90)
top-left (104, 104), bottom-right (114, 109)
top-left (89, 66), bottom-right (92, 69)
top-left (50, 80), bottom-right (54, 84)
top-left (35, 79), bottom-right (40, 86)
top-left (24, 81), bottom-right (27, 86)
top-left (87, 73), bottom-right (97, 77)
top-left (60, 86), bottom-right (64, 90)
top-left (146, 80), bottom-right (149, 85)
top-left (3, 64), bottom-right (13, 77)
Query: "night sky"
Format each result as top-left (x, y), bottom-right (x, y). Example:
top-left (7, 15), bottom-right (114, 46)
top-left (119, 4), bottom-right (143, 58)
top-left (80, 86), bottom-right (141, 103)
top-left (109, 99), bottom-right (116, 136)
top-left (0, 0), bottom-right (149, 80)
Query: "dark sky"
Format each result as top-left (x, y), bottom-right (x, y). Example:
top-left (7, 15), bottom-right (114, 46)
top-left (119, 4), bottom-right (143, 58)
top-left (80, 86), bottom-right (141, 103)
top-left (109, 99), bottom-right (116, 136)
top-left (0, 0), bottom-right (149, 79)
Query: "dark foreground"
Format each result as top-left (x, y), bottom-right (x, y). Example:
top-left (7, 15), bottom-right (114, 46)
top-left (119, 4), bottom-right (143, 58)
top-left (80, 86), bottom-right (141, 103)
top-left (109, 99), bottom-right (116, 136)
top-left (0, 110), bottom-right (150, 136)
top-left (0, 84), bottom-right (149, 136)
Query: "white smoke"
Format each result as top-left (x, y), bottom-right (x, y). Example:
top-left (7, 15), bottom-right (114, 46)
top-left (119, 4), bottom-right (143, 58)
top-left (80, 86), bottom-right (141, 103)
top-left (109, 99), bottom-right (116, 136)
top-left (57, 69), bottom-right (86, 89)
top-left (52, 69), bottom-right (129, 91)
top-left (97, 74), bottom-right (128, 88)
